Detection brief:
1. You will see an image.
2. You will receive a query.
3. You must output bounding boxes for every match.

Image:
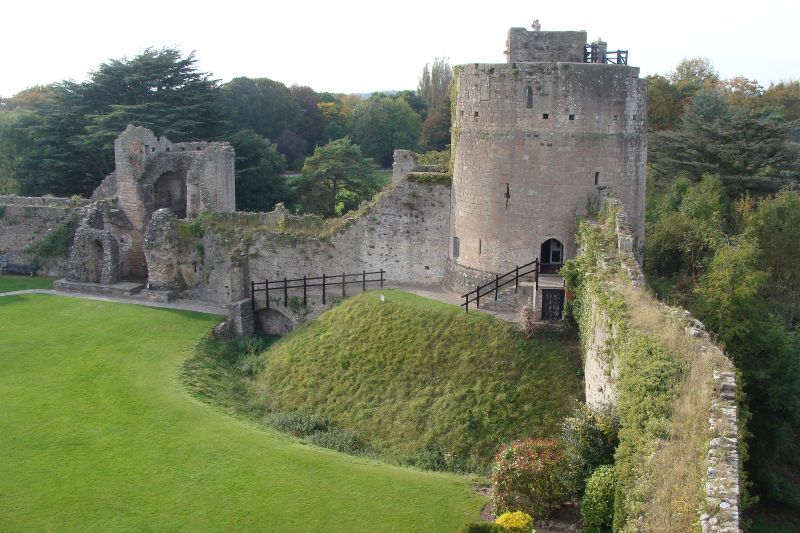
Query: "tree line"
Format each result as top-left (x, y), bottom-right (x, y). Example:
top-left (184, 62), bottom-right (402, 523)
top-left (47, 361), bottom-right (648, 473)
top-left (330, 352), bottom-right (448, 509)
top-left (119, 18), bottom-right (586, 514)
top-left (644, 58), bottom-right (800, 524)
top-left (0, 49), bottom-right (453, 215)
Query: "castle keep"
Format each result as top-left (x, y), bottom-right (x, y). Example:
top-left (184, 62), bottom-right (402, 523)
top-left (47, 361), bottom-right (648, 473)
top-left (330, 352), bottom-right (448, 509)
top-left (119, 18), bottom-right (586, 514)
top-left (444, 28), bottom-right (647, 291)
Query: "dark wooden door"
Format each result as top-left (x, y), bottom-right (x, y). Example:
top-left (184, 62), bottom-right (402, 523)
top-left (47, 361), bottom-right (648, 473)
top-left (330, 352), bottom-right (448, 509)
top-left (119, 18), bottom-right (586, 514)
top-left (541, 289), bottom-right (564, 320)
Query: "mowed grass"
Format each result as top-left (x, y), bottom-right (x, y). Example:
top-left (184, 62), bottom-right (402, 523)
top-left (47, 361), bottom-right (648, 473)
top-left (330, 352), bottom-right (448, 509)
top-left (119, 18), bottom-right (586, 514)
top-left (0, 274), bottom-right (56, 293)
top-left (0, 294), bottom-right (484, 531)
top-left (258, 290), bottom-right (583, 470)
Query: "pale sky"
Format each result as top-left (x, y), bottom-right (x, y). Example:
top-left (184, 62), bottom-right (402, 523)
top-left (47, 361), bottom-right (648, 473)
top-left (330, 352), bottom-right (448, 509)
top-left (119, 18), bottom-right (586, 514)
top-left (1, 0), bottom-right (798, 98)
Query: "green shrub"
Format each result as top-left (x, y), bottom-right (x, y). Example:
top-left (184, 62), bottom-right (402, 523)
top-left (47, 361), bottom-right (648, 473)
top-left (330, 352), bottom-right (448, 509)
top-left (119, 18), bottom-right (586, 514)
top-left (406, 442), bottom-right (448, 471)
top-left (495, 511), bottom-right (533, 532)
top-left (581, 465), bottom-right (616, 531)
top-left (559, 403), bottom-right (619, 499)
top-left (25, 216), bottom-right (78, 261)
top-left (491, 438), bottom-right (566, 519)
top-left (460, 522), bottom-right (507, 533)
top-left (266, 411), bottom-right (331, 437)
top-left (308, 427), bottom-right (365, 455)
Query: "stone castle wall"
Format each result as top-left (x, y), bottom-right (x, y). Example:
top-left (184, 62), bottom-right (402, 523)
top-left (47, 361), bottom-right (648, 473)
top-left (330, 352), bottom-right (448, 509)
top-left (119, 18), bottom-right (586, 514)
top-left (446, 61), bottom-right (647, 292)
top-left (580, 197), bottom-right (740, 532)
top-left (194, 180), bottom-right (451, 305)
top-left (0, 196), bottom-right (87, 275)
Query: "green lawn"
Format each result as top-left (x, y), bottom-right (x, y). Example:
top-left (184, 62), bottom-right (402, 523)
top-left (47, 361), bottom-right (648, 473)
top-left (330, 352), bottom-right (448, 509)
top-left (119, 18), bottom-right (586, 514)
top-left (0, 274), bottom-right (56, 293)
top-left (0, 294), bottom-right (484, 531)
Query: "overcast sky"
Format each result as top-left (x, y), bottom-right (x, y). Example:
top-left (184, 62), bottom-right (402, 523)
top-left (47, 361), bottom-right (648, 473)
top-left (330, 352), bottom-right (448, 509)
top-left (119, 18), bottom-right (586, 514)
top-left (2, 0), bottom-right (798, 98)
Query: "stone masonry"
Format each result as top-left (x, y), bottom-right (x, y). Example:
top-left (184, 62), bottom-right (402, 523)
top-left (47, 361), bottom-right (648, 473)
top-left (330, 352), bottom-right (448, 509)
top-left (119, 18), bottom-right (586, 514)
top-left (444, 28), bottom-right (647, 293)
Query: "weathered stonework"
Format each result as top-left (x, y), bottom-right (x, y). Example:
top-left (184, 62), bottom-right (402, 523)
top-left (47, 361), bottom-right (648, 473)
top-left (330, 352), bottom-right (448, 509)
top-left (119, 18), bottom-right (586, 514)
top-left (200, 179), bottom-right (451, 305)
top-left (67, 203), bottom-right (120, 285)
top-left (143, 209), bottom-right (181, 292)
top-left (446, 28), bottom-right (647, 291)
top-left (0, 196), bottom-right (87, 275)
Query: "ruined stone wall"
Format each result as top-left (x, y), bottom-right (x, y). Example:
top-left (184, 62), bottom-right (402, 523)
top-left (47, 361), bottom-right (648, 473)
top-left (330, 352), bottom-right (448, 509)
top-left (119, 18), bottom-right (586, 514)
top-left (446, 61), bottom-right (647, 292)
top-left (195, 180), bottom-right (451, 305)
top-left (92, 125), bottom-right (235, 279)
top-left (0, 196), bottom-right (87, 275)
top-left (506, 28), bottom-right (587, 63)
top-left (577, 197), bottom-right (740, 532)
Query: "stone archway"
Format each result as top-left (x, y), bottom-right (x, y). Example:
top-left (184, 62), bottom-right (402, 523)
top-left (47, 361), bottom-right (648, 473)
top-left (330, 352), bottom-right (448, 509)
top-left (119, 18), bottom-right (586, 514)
top-left (86, 239), bottom-right (103, 284)
top-left (153, 171), bottom-right (187, 219)
top-left (254, 308), bottom-right (298, 336)
top-left (540, 238), bottom-right (564, 274)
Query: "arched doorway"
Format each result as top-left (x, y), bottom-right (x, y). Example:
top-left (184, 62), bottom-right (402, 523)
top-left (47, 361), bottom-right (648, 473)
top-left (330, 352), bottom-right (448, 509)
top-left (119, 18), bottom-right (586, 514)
top-left (153, 172), bottom-right (187, 218)
top-left (540, 238), bottom-right (563, 274)
top-left (86, 239), bottom-right (103, 283)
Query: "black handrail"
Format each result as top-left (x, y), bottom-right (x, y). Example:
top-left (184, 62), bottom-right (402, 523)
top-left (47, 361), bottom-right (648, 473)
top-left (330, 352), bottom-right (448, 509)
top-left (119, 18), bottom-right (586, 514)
top-left (251, 269), bottom-right (385, 310)
top-left (460, 259), bottom-right (539, 313)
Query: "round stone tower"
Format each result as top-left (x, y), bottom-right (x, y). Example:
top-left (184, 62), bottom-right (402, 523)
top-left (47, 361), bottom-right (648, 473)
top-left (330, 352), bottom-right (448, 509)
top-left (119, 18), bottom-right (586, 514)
top-left (443, 28), bottom-right (647, 292)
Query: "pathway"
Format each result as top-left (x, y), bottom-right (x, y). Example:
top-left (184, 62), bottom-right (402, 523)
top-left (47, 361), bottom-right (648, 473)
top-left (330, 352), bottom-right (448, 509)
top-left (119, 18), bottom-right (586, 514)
top-left (0, 289), bottom-right (225, 315)
top-left (1, 283), bottom-right (518, 322)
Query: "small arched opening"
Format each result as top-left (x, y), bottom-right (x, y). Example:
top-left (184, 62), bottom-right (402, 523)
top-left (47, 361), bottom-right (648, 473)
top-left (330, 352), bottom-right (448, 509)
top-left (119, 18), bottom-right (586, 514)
top-left (86, 239), bottom-right (103, 284)
top-left (540, 238), bottom-right (564, 274)
top-left (254, 308), bottom-right (297, 336)
top-left (525, 86), bottom-right (534, 108)
top-left (153, 171), bottom-right (187, 218)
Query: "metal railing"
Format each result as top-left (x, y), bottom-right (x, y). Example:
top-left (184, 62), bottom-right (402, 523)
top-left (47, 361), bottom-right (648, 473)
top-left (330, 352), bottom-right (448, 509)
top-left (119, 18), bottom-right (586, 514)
top-left (460, 259), bottom-right (539, 313)
top-left (251, 269), bottom-right (385, 310)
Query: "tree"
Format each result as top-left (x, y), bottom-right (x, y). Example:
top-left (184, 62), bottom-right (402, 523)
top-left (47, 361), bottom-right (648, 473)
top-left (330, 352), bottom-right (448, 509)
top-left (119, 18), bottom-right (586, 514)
top-left (646, 75), bottom-right (683, 132)
top-left (221, 77), bottom-right (301, 140)
top-left (293, 138), bottom-right (376, 217)
top-left (226, 130), bottom-right (288, 212)
top-left (417, 58), bottom-right (452, 112)
top-left (1, 48), bottom-right (227, 196)
top-left (82, 48), bottom-right (226, 146)
top-left (420, 98), bottom-right (451, 152)
top-left (650, 89), bottom-right (800, 188)
top-left (693, 237), bottom-right (800, 505)
top-left (291, 85), bottom-right (324, 147)
top-left (352, 95), bottom-right (421, 167)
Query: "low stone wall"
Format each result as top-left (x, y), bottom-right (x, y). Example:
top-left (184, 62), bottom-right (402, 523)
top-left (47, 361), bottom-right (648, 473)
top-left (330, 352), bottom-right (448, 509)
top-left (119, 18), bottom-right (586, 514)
top-left (0, 196), bottom-right (85, 275)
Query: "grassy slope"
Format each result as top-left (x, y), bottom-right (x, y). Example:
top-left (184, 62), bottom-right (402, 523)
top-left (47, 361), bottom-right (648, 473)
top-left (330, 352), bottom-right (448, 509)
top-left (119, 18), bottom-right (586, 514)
top-left (0, 294), bottom-right (483, 531)
top-left (258, 290), bottom-right (583, 468)
top-left (0, 274), bottom-right (56, 293)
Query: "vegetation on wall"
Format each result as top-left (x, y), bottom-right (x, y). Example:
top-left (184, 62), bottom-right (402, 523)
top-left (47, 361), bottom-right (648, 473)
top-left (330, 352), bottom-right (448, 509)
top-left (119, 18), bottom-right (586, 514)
top-left (25, 215), bottom-right (79, 265)
top-left (562, 203), bottom-right (729, 531)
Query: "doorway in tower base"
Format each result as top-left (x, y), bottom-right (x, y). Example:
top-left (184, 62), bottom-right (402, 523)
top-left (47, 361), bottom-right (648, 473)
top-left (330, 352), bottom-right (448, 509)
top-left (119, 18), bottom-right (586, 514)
top-left (539, 238), bottom-right (563, 274)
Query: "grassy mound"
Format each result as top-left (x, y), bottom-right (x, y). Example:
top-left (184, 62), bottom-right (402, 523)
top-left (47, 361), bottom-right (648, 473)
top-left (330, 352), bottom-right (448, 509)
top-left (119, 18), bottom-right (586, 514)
top-left (256, 290), bottom-right (583, 471)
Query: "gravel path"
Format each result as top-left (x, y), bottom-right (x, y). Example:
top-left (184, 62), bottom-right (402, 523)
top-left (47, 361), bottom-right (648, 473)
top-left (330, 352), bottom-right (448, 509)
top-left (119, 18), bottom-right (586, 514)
top-left (1, 283), bottom-right (516, 322)
top-left (0, 289), bottom-right (225, 315)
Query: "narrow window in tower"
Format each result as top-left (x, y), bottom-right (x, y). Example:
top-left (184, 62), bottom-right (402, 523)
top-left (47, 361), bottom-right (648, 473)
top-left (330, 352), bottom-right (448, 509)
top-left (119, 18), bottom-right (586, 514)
top-left (504, 183), bottom-right (511, 209)
top-left (542, 113), bottom-right (549, 119)
top-left (526, 86), bottom-right (533, 108)
top-left (479, 239), bottom-right (482, 255)
top-left (595, 172), bottom-right (600, 185)
top-left (569, 114), bottom-right (575, 120)
top-left (474, 111), bottom-right (479, 119)
top-left (453, 236), bottom-right (460, 258)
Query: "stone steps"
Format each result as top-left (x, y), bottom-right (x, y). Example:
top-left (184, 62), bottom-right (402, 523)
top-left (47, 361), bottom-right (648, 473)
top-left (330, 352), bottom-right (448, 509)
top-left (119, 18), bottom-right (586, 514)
top-left (54, 279), bottom-right (145, 298)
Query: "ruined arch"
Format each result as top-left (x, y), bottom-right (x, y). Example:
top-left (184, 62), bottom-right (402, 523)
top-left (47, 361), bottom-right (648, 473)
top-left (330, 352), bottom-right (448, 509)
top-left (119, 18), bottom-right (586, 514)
top-left (153, 171), bottom-right (187, 219)
top-left (254, 308), bottom-right (298, 336)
